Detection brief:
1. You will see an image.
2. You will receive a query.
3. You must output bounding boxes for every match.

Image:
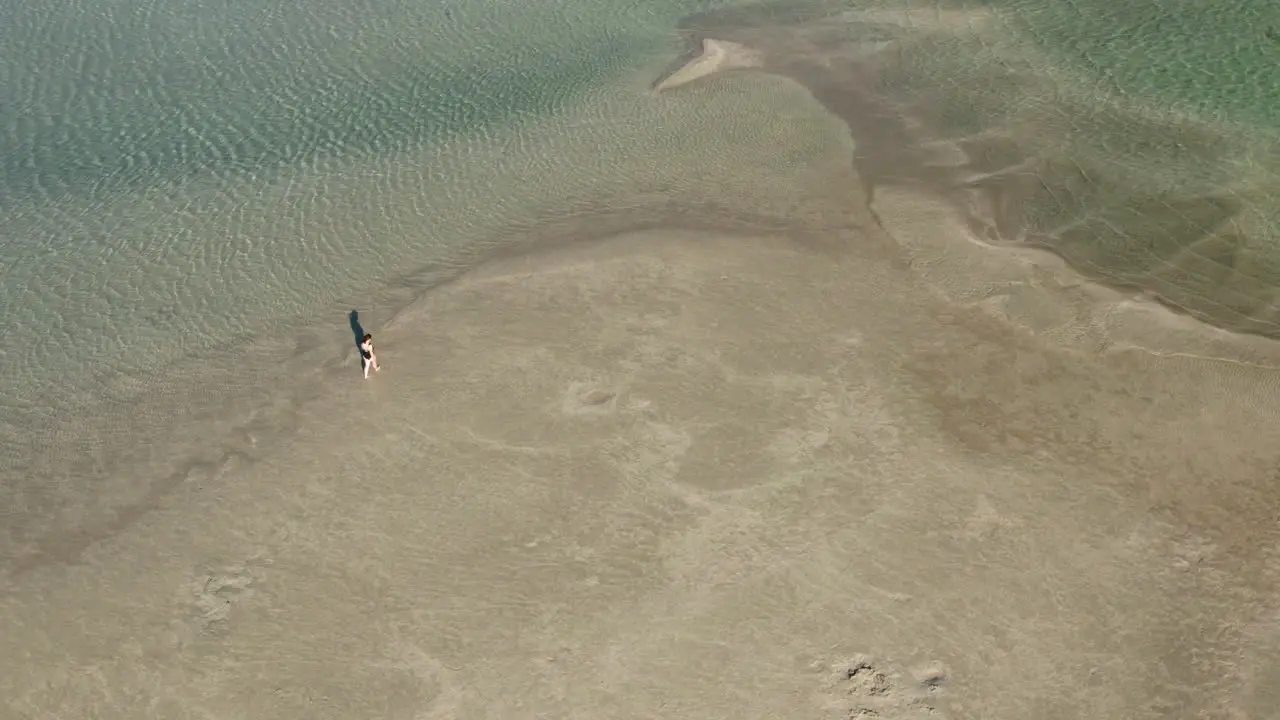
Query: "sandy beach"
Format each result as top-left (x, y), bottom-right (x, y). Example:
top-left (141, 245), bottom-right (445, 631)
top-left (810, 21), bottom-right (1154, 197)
top-left (6, 5), bottom-right (1280, 720)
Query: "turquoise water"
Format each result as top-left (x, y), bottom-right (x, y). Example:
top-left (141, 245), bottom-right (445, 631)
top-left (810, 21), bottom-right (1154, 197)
top-left (3, 0), bottom-right (854, 568)
top-left (0, 0), bottom-right (644, 199)
top-left (0, 0), bottom-right (685, 389)
top-left (1, 0), bottom-right (723, 563)
top-left (4, 0), bottom-right (1280, 571)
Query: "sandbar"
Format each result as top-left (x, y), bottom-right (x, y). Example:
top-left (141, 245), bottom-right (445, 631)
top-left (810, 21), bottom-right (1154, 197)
top-left (652, 37), bottom-right (762, 92)
top-left (5, 211), bottom-right (1280, 718)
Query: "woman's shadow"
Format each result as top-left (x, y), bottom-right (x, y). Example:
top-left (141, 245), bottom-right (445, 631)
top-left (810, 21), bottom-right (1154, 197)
top-left (348, 310), bottom-right (366, 352)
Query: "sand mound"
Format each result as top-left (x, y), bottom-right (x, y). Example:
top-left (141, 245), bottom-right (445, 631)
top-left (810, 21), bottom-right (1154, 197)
top-left (653, 37), bottom-right (762, 92)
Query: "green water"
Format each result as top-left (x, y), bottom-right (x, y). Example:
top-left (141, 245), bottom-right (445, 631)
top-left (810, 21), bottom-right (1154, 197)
top-left (1000, 0), bottom-right (1280, 126)
top-left (930, 0), bottom-right (1280, 332)
top-left (0, 0), bottom-right (650, 200)
top-left (708, 0), bottom-right (1280, 333)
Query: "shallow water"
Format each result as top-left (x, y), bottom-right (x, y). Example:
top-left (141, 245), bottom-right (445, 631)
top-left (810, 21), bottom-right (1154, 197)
top-left (0, 0), bottom-right (692, 394)
top-left (1, 0), bottom-right (856, 569)
top-left (1, 0), bottom-right (711, 544)
top-left (688, 0), bottom-right (1280, 329)
top-left (3, 0), bottom-right (1280, 567)
top-left (6, 1), bottom-right (1280, 717)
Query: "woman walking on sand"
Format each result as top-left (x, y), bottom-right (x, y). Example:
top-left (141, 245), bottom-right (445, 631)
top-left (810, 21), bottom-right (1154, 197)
top-left (361, 333), bottom-right (381, 379)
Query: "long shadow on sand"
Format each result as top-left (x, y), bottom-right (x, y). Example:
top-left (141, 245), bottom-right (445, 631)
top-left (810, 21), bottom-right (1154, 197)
top-left (349, 310), bottom-right (365, 350)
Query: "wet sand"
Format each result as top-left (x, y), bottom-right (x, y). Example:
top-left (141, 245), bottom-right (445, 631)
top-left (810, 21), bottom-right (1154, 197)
top-left (6, 195), bottom-right (1280, 719)
top-left (6, 9), bottom-right (1280, 720)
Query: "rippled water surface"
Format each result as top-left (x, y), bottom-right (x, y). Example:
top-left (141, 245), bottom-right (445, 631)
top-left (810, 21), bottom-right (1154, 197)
top-left (3, 0), bottom-right (1280, 565)
top-left (0, 0), bottom-right (695, 390)
top-left (877, 0), bottom-right (1280, 332)
top-left (680, 0), bottom-right (1280, 332)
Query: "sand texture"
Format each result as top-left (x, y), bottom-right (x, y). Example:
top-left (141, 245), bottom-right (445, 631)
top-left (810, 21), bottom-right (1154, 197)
top-left (6, 10), bottom-right (1280, 720)
top-left (5, 213), bottom-right (1280, 718)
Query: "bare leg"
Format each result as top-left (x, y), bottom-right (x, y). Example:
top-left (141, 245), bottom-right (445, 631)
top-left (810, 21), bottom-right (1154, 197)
top-left (363, 356), bottom-right (371, 379)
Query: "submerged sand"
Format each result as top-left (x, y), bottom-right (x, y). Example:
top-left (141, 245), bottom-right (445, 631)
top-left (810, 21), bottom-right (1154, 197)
top-left (6, 10), bottom-right (1280, 720)
top-left (6, 207), bottom-right (1280, 718)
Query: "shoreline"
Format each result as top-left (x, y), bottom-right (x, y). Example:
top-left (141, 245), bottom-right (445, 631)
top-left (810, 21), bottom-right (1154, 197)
top-left (673, 3), bottom-right (1280, 344)
top-left (6, 5), bottom-right (1280, 718)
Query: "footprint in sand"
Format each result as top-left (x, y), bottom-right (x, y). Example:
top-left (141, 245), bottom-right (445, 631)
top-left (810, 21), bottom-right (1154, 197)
top-left (560, 381), bottom-right (620, 417)
top-left (820, 656), bottom-right (948, 719)
top-left (187, 562), bottom-right (258, 635)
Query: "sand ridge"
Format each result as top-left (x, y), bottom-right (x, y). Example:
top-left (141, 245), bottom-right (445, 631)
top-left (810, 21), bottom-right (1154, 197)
top-left (652, 37), bottom-right (763, 92)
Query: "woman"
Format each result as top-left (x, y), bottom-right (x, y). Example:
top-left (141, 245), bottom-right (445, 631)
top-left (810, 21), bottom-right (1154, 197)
top-left (360, 333), bottom-right (381, 379)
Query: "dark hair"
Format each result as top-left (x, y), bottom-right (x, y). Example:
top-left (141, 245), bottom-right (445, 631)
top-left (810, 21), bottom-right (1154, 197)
top-left (363, 333), bottom-right (372, 342)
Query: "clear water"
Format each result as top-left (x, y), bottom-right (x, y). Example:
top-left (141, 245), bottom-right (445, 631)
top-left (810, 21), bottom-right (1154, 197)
top-left (0, 0), bottom-right (693, 395)
top-left (997, 0), bottom-right (1280, 126)
top-left (4, 0), bottom-right (1280, 571)
top-left (884, 0), bottom-right (1280, 332)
